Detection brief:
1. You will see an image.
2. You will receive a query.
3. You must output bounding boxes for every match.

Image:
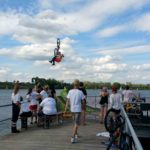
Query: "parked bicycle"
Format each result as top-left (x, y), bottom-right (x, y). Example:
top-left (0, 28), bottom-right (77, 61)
top-left (104, 108), bottom-right (130, 150)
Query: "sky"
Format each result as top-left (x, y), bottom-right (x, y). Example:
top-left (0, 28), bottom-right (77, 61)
top-left (0, 0), bottom-right (150, 84)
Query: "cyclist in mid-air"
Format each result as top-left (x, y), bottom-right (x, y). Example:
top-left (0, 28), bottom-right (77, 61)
top-left (49, 38), bottom-right (64, 65)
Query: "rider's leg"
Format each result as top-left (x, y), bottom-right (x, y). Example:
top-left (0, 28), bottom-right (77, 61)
top-left (49, 56), bottom-right (56, 65)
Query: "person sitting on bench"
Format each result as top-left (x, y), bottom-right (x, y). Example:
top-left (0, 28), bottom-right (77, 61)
top-left (20, 97), bottom-right (32, 128)
top-left (38, 92), bottom-right (57, 117)
top-left (38, 92), bottom-right (57, 127)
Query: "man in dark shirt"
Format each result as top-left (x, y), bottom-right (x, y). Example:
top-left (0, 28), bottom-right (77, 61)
top-left (79, 82), bottom-right (87, 125)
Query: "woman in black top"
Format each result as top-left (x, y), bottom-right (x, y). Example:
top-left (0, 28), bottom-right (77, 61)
top-left (99, 87), bottom-right (109, 124)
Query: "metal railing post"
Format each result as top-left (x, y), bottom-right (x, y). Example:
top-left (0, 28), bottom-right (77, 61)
top-left (121, 106), bottom-right (143, 150)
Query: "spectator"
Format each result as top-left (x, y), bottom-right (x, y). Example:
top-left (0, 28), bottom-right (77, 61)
top-left (20, 91), bottom-right (32, 128)
top-left (122, 85), bottom-right (134, 103)
top-left (109, 85), bottom-right (122, 120)
top-left (38, 92), bottom-right (57, 116)
top-left (99, 87), bottom-right (109, 124)
top-left (40, 85), bottom-right (49, 100)
top-left (64, 79), bottom-right (85, 143)
top-left (28, 87), bottom-right (40, 124)
top-left (35, 83), bottom-right (43, 104)
top-left (79, 82), bottom-right (87, 125)
top-left (11, 83), bottom-right (21, 133)
top-left (50, 85), bottom-right (56, 99)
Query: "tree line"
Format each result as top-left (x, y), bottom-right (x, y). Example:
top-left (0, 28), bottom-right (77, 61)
top-left (0, 77), bottom-right (150, 90)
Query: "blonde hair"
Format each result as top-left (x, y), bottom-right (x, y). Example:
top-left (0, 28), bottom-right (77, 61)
top-left (73, 79), bottom-right (80, 88)
top-left (13, 84), bottom-right (20, 95)
top-left (44, 85), bottom-right (49, 90)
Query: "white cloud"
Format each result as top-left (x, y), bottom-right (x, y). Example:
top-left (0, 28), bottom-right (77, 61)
top-left (97, 45), bottom-right (150, 56)
top-left (0, 68), bottom-right (8, 75)
top-left (97, 25), bottom-right (126, 38)
top-left (93, 63), bottom-right (127, 73)
top-left (38, 0), bottom-right (53, 9)
top-left (133, 64), bottom-right (150, 70)
top-left (0, 12), bottom-right (19, 35)
top-left (0, 49), bottom-right (11, 55)
top-left (0, 0), bottom-right (149, 43)
top-left (135, 13), bottom-right (150, 32)
top-left (0, 67), bottom-right (31, 82)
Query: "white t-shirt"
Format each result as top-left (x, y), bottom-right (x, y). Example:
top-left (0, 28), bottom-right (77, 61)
top-left (67, 89), bottom-right (85, 112)
top-left (11, 93), bottom-right (21, 104)
top-left (40, 90), bottom-right (48, 100)
top-left (40, 97), bottom-right (57, 115)
top-left (21, 99), bottom-right (30, 112)
top-left (122, 90), bottom-right (133, 102)
top-left (109, 93), bottom-right (122, 110)
top-left (27, 91), bottom-right (39, 105)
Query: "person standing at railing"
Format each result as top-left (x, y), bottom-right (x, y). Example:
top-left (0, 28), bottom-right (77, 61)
top-left (122, 85), bottom-right (134, 103)
top-left (99, 87), bottom-right (109, 124)
top-left (109, 85), bottom-right (122, 120)
top-left (107, 86), bottom-right (123, 148)
top-left (122, 85), bottom-right (135, 112)
top-left (11, 82), bottom-right (22, 133)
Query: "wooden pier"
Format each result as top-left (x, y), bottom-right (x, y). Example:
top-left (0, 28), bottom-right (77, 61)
top-left (0, 118), bottom-right (108, 150)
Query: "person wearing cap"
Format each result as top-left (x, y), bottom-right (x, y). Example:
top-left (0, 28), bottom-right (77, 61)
top-left (64, 79), bottom-right (85, 144)
top-left (99, 87), bottom-right (109, 124)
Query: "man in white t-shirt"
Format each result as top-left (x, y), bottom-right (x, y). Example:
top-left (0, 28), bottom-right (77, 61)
top-left (64, 79), bottom-right (85, 144)
top-left (39, 95), bottom-right (57, 115)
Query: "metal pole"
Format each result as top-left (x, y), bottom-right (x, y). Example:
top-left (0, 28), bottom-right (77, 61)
top-left (121, 106), bottom-right (143, 150)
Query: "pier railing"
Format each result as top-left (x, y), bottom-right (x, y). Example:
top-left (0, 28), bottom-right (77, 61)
top-left (0, 104), bottom-right (11, 123)
top-left (121, 105), bottom-right (143, 150)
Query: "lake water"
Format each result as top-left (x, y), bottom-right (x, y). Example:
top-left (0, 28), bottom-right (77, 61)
top-left (0, 89), bottom-right (149, 135)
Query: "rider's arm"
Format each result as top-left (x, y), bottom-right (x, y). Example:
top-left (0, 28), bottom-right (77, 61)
top-left (54, 48), bottom-right (58, 56)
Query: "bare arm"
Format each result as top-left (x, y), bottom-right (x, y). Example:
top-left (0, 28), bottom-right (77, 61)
top-left (64, 98), bottom-right (70, 113)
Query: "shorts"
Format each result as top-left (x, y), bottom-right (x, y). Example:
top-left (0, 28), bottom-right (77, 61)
top-left (73, 112), bottom-right (81, 125)
top-left (29, 105), bottom-right (37, 111)
top-left (20, 111), bottom-right (32, 117)
top-left (100, 103), bottom-right (108, 107)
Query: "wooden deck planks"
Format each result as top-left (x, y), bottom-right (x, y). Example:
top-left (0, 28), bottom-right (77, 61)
top-left (0, 119), bottom-right (108, 150)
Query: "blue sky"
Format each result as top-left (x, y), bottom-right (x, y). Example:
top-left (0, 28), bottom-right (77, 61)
top-left (0, 0), bottom-right (150, 83)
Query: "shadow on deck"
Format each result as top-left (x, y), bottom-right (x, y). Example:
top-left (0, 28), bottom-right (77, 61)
top-left (0, 118), bottom-right (108, 150)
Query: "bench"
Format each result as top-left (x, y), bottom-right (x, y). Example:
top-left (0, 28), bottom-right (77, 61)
top-left (42, 112), bottom-right (63, 129)
top-left (20, 111), bottom-right (32, 129)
